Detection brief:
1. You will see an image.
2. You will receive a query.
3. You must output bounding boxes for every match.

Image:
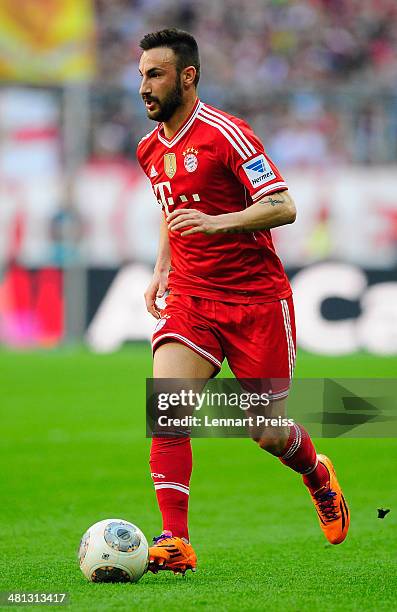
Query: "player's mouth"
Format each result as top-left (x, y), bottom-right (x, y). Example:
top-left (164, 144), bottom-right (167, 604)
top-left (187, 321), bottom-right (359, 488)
top-left (144, 98), bottom-right (158, 111)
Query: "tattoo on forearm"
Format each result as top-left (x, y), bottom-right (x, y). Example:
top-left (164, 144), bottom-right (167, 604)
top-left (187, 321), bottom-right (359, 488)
top-left (257, 193), bottom-right (286, 207)
top-left (268, 197), bottom-right (283, 206)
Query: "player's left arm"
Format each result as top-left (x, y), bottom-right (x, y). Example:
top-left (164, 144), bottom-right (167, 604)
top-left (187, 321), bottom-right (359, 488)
top-left (166, 189), bottom-right (296, 236)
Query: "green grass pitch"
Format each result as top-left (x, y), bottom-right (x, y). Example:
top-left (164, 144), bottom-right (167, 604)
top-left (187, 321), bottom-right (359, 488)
top-left (1, 345), bottom-right (396, 611)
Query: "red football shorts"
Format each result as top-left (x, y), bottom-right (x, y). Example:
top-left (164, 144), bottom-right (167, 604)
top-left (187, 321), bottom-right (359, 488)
top-left (152, 294), bottom-right (296, 399)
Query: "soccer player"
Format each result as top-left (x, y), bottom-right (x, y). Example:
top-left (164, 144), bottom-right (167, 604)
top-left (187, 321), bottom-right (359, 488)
top-left (136, 28), bottom-right (349, 574)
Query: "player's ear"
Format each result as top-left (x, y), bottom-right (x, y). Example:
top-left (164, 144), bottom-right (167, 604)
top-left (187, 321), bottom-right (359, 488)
top-left (182, 66), bottom-right (196, 89)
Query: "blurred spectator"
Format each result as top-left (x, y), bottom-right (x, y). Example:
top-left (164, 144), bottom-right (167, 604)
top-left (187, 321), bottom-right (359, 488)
top-left (50, 179), bottom-right (84, 266)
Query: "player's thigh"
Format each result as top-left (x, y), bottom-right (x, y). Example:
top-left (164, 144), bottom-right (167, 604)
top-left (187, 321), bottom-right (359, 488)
top-left (154, 341), bottom-right (216, 379)
top-left (153, 342), bottom-right (215, 423)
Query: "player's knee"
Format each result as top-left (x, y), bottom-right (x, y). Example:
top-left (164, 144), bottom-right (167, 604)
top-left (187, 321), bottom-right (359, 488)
top-left (254, 430), bottom-right (288, 454)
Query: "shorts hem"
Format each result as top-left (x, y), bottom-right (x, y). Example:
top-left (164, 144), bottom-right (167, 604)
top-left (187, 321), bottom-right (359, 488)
top-left (269, 388), bottom-right (290, 400)
top-left (152, 332), bottom-right (222, 373)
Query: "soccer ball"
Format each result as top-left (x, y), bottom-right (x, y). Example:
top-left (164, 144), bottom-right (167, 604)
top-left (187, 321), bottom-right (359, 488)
top-left (78, 519), bottom-right (149, 583)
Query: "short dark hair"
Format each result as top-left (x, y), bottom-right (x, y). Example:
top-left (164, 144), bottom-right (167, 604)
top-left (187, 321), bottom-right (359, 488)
top-left (139, 28), bottom-right (200, 86)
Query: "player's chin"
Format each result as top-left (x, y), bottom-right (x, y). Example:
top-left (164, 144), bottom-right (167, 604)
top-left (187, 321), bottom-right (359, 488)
top-left (146, 107), bottom-right (161, 120)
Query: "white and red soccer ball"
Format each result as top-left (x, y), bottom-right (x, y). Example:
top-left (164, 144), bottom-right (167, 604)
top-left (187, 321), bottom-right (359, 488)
top-left (78, 519), bottom-right (149, 583)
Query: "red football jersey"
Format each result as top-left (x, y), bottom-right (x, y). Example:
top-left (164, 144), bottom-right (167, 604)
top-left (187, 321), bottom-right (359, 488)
top-left (137, 98), bottom-right (291, 303)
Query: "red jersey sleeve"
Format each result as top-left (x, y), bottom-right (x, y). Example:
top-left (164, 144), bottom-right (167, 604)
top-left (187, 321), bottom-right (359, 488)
top-left (136, 126), bottom-right (157, 177)
top-left (220, 117), bottom-right (288, 202)
top-left (136, 139), bottom-right (147, 174)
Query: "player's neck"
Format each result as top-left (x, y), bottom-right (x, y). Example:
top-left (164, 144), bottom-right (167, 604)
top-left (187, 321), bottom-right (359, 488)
top-left (163, 95), bottom-right (198, 139)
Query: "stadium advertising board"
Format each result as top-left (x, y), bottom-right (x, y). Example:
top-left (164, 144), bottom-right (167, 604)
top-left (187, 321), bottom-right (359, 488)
top-left (85, 263), bottom-right (397, 356)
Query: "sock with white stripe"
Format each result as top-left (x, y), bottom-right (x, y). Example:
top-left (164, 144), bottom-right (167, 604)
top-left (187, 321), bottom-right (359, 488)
top-left (150, 436), bottom-right (192, 540)
top-left (279, 424), bottom-right (329, 493)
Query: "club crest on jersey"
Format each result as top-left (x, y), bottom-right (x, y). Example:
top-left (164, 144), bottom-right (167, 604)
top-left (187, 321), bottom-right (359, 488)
top-left (164, 153), bottom-right (177, 178)
top-left (183, 147), bottom-right (199, 173)
top-left (242, 154), bottom-right (276, 187)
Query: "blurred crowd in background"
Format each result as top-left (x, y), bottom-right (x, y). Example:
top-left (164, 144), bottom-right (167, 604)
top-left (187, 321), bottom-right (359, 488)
top-left (93, 0), bottom-right (397, 165)
top-left (1, 0), bottom-right (397, 349)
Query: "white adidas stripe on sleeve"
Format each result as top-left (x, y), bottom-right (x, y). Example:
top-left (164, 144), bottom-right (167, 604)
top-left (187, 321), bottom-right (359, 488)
top-left (201, 105), bottom-right (257, 155)
top-left (197, 113), bottom-right (248, 160)
top-left (199, 107), bottom-right (254, 158)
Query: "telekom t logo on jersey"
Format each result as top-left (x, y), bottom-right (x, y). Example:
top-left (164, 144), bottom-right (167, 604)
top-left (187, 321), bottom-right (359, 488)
top-left (153, 181), bottom-right (201, 214)
top-left (153, 181), bottom-right (173, 213)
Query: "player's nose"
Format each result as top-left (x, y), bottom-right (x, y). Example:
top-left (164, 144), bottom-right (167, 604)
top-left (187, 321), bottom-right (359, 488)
top-left (139, 78), bottom-right (150, 97)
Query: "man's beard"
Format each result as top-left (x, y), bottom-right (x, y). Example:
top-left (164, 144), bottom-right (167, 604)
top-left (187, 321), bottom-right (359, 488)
top-left (144, 76), bottom-right (183, 122)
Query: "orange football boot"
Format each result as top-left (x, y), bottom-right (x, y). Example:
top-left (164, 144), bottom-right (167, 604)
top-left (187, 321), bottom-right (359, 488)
top-left (310, 454), bottom-right (350, 545)
top-left (148, 531), bottom-right (197, 575)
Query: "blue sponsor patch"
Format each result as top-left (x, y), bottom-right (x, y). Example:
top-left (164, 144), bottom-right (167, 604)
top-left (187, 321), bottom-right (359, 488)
top-left (242, 154), bottom-right (276, 187)
top-left (246, 158), bottom-right (266, 173)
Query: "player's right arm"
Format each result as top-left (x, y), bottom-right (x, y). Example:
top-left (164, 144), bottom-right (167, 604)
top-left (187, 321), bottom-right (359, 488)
top-left (144, 215), bottom-right (171, 319)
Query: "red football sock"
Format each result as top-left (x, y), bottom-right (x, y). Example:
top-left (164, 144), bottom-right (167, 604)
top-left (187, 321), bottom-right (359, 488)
top-left (150, 436), bottom-right (192, 540)
top-left (279, 424), bottom-right (329, 493)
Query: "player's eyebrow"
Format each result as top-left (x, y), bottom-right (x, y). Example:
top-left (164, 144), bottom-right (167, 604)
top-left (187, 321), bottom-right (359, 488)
top-left (139, 67), bottom-right (164, 76)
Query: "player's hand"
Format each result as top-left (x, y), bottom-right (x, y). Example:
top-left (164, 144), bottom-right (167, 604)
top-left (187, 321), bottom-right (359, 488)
top-left (167, 209), bottom-right (222, 236)
top-left (144, 269), bottom-right (169, 319)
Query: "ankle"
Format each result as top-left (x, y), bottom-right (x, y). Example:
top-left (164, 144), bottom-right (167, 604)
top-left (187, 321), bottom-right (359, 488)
top-left (303, 459), bottom-right (329, 493)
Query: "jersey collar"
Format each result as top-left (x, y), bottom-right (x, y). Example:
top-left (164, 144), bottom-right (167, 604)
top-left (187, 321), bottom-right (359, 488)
top-left (157, 98), bottom-right (201, 148)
